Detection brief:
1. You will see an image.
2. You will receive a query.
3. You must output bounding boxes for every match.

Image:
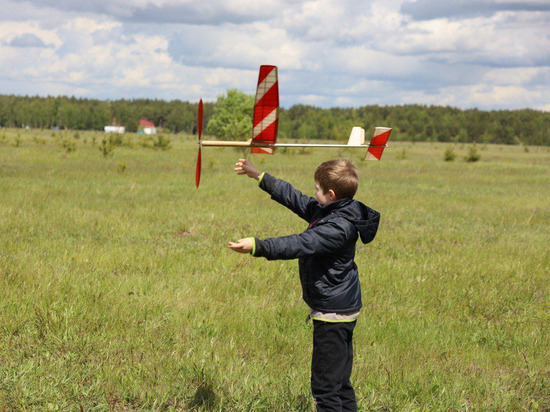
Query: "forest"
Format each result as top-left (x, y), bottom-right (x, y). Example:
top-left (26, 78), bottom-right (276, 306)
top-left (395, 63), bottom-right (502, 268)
top-left (0, 94), bottom-right (548, 145)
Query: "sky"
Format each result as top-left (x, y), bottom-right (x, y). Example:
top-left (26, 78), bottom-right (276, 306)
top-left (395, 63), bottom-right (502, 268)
top-left (0, 0), bottom-right (549, 110)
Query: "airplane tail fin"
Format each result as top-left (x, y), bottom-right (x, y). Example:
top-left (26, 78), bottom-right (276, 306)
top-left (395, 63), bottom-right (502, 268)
top-left (366, 127), bottom-right (392, 161)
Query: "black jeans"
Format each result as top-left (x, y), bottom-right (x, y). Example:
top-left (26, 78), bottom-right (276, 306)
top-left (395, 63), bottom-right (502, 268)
top-left (311, 319), bottom-right (357, 412)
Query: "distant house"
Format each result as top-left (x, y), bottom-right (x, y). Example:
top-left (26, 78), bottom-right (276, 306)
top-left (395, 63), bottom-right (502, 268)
top-left (104, 126), bottom-right (125, 134)
top-left (138, 119), bottom-right (157, 135)
top-left (105, 118), bottom-right (125, 134)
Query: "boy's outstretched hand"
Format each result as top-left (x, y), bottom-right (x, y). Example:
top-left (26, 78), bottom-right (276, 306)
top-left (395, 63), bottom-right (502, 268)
top-left (228, 238), bottom-right (254, 254)
top-left (234, 158), bottom-right (261, 180)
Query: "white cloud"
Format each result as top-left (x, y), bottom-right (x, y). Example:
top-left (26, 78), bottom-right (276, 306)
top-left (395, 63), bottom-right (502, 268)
top-left (400, 83), bottom-right (546, 110)
top-left (0, 21), bottom-right (61, 47)
top-left (401, 0), bottom-right (550, 21)
top-left (7, 33), bottom-right (48, 48)
top-left (168, 22), bottom-right (305, 72)
top-left (22, 0), bottom-right (294, 25)
top-left (0, 0), bottom-right (547, 110)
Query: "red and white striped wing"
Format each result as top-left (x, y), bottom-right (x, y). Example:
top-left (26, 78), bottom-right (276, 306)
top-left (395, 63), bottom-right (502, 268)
top-left (366, 127), bottom-right (392, 161)
top-left (251, 65), bottom-right (278, 154)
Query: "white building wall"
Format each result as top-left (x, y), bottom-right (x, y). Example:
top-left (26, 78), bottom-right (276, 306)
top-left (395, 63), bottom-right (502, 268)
top-left (143, 127), bottom-right (157, 135)
top-left (104, 126), bottom-right (125, 133)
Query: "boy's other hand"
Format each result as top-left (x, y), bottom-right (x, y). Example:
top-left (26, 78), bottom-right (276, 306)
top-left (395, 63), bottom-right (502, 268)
top-left (228, 238), bottom-right (254, 254)
top-left (234, 158), bottom-right (261, 180)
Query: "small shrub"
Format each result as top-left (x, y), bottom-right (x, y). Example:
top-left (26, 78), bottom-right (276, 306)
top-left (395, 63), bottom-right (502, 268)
top-left (153, 133), bottom-right (172, 150)
top-left (61, 138), bottom-right (76, 153)
top-left (298, 139), bottom-right (312, 155)
top-left (465, 144), bottom-right (481, 162)
top-left (396, 148), bottom-right (408, 160)
top-left (122, 136), bottom-right (137, 148)
top-left (73, 131), bottom-right (80, 139)
top-left (444, 146), bottom-right (456, 161)
top-left (99, 137), bottom-right (114, 158)
top-left (140, 135), bottom-right (154, 148)
top-left (117, 162), bottom-right (127, 173)
top-left (33, 136), bottom-right (47, 145)
top-left (14, 133), bottom-right (22, 147)
top-left (524, 145), bottom-right (530, 153)
top-left (108, 134), bottom-right (123, 147)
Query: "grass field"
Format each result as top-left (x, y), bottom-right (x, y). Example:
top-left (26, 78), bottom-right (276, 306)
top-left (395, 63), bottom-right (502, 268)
top-left (1, 128), bottom-right (549, 411)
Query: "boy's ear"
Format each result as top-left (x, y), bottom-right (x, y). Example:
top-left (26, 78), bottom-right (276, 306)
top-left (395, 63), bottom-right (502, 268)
top-left (328, 189), bottom-right (337, 200)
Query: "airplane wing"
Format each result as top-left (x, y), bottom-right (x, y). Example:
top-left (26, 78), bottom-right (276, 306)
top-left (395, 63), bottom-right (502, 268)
top-left (251, 65), bottom-right (279, 154)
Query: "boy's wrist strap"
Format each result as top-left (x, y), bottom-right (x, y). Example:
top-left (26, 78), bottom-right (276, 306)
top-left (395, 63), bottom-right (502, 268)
top-left (257, 172), bottom-right (265, 185)
top-left (250, 238), bottom-right (256, 255)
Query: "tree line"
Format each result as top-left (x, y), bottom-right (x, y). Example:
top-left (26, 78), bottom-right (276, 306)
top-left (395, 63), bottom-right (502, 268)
top-left (0, 93), bottom-right (548, 145)
top-left (0, 95), bottom-right (211, 135)
top-left (279, 104), bottom-right (549, 146)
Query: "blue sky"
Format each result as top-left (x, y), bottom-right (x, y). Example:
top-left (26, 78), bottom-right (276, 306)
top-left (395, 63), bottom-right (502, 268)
top-left (0, 0), bottom-right (548, 110)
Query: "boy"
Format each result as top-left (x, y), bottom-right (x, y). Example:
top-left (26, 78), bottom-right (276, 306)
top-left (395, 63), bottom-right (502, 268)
top-left (228, 158), bottom-right (380, 412)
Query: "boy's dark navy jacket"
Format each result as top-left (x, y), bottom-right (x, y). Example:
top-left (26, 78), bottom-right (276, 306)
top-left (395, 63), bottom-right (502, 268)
top-left (253, 173), bottom-right (380, 313)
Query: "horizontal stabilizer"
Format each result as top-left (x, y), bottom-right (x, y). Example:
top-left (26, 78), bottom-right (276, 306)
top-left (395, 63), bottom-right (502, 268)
top-left (366, 127), bottom-right (391, 161)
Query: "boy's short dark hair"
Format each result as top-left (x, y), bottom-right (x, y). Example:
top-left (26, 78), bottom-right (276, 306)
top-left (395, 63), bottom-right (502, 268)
top-left (314, 159), bottom-right (359, 199)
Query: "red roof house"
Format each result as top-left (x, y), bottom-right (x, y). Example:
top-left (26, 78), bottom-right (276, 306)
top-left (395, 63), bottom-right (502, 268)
top-left (138, 119), bottom-right (157, 134)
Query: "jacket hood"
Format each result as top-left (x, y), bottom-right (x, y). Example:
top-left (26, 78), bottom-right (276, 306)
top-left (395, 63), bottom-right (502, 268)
top-left (324, 198), bottom-right (380, 244)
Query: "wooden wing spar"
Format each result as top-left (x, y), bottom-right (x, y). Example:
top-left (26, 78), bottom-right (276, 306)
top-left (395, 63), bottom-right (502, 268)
top-left (195, 65), bottom-right (391, 187)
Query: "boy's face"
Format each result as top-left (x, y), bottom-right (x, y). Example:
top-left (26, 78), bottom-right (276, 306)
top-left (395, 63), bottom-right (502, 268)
top-left (315, 182), bottom-right (336, 206)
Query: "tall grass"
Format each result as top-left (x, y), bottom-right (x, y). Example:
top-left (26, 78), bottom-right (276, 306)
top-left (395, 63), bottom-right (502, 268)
top-left (0, 129), bottom-right (549, 410)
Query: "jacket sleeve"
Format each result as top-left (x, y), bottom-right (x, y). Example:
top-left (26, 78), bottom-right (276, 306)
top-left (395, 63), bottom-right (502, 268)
top-left (252, 221), bottom-right (351, 260)
top-left (259, 173), bottom-right (317, 221)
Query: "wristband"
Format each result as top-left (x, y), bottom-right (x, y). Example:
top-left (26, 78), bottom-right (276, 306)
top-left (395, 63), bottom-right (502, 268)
top-left (258, 172), bottom-right (265, 185)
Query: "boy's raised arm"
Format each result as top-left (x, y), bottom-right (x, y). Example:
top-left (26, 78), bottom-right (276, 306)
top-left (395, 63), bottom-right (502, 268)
top-left (234, 158), bottom-right (315, 221)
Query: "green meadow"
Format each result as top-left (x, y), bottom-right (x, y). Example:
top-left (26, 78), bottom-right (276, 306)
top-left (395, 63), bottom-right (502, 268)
top-left (1, 129), bottom-right (549, 411)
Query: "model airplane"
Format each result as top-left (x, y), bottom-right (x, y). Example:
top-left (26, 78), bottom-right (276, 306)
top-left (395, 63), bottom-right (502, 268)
top-left (195, 65), bottom-right (391, 187)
